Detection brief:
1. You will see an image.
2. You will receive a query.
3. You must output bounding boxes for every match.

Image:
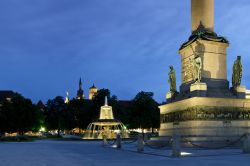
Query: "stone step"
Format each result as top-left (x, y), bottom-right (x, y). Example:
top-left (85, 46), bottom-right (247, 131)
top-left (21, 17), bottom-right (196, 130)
top-left (206, 88), bottom-right (236, 98)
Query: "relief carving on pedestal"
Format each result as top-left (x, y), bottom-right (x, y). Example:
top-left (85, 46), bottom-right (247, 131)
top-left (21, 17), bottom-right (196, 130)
top-left (160, 107), bottom-right (250, 123)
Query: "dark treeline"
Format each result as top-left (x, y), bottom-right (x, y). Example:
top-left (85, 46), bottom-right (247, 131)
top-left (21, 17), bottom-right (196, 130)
top-left (0, 93), bottom-right (43, 135)
top-left (0, 89), bottom-right (160, 135)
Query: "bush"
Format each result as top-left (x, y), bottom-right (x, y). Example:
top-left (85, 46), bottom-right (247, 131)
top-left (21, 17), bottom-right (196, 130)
top-left (0, 136), bottom-right (31, 142)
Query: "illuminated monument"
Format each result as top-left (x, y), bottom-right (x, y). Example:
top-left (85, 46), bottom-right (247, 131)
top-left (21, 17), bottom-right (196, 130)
top-left (84, 97), bottom-right (128, 139)
top-left (159, 0), bottom-right (250, 144)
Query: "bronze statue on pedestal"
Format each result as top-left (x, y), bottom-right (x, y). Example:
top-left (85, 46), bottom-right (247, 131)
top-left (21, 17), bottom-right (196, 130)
top-left (232, 56), bottom-right (242, 88)
top-left (168, 65), bottom-right (177, 93)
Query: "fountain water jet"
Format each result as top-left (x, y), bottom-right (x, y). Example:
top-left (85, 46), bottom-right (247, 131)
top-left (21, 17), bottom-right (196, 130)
top-left (83, 97), bottom-right (129, 139)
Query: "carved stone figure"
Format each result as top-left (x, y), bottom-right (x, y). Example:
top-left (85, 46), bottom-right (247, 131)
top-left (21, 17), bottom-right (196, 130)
top-left (190, 44), bottom-right (202, 83)
top-left (232, 56), bottom-right (242, 88)
top-left (168, 66), bottom-right (177, 93)
top-left (193, 54), bottom-right (202, 83)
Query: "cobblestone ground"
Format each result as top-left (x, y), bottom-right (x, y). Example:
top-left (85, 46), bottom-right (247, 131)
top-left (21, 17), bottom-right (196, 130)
top-left (0, 140), bottom-right (250, 166)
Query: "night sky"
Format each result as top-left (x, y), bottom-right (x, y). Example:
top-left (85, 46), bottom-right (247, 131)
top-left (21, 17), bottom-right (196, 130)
top-left (0, 0), bottom-right (250, 103)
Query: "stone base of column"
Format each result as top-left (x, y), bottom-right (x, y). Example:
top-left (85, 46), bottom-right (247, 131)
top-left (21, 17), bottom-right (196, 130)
top-left (235, 86), bottom-right (246, 99)
top-left (190, 82), bottom-right (207, 97)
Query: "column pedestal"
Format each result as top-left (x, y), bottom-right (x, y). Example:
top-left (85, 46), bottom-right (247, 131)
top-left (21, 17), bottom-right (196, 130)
top-left (235, 86), bottom-right (246, 99)
top-left (190, 82), bottom-right (207, 97)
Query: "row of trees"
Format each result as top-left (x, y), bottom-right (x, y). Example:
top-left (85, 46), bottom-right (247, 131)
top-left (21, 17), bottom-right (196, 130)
top-left (0, 94), bottom-right (43, 134)
top-left (0, 89), bottom-right (160, 135)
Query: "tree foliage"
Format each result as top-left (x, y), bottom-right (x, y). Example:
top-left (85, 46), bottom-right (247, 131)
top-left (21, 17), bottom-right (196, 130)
top-left (0, 90), bottom-right (160, 135)
top-left (67, 98), bottom-right (92, 130)
top-left (0, 93), bottom-right (43, 134)
top-left (44, 96), bottom-right (75, 135)
top-left (130, 91), bottom-right (160, 130)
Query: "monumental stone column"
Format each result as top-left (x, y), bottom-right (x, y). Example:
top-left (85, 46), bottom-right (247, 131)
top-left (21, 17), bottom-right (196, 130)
top-left (158, 0), bottom-right (250, 146)
top-left (191, 0), bottom-right (214, 32)
top-left (179, 0), bottom-right (229, 94)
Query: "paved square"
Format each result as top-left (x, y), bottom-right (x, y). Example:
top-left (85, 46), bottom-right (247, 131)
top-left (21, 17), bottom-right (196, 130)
top-left (1, 140), bottom-right (250, 166)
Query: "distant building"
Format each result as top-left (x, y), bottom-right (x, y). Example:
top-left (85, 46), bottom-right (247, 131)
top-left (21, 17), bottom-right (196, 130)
top-left (75, 78), bottom-right (98, 100)
top-left (89, 84), bottom-right (98, 100)
top-left (76, 78), bottom-right (85, 100)
top-left (0, 90), bottom-right (15, 102)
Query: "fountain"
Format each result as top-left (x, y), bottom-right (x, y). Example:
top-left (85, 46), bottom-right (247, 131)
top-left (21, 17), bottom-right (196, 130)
top-left (83, 97), bottom-right (129, 139)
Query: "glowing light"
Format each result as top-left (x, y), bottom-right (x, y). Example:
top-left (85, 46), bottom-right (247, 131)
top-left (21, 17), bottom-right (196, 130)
top-left (39, 127), bottom-right (46, 132)
top-left (181, 152), bottom-right (192, 156)
top-left (65, 91), bottom-right (69, 104)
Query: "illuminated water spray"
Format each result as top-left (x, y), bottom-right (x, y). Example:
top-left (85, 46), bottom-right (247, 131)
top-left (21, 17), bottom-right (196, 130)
top-left (83, 96), bottom-right (129, 139)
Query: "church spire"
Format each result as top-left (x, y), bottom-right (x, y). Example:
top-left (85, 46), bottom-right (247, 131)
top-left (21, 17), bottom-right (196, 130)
top-left (77, 77), bottom-right (84, 100)
top-left (79, 78), bottom-right (83, 90)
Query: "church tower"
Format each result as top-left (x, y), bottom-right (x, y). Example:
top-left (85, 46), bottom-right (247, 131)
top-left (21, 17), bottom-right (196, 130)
top-left (76, 78), bottom-right (85, 100)
top-left (89, 84), bottom-right (98, 100)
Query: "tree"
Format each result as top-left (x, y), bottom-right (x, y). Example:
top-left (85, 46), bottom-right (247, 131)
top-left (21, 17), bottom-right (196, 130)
top-left (0, 93), bottom-right (43, 135)
top-left (114, 101), bottom-right (133, 128)
top-left (67, 98), bottom-right (92, 132)
top-left (44, 96), bottom-right (67, 136)
top-left (60, 108), bottom-right (76, 131)
top-left (130, 91), bottom-right (160, 132)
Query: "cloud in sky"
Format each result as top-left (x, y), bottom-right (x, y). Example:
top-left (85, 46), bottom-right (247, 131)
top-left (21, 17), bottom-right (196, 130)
top-left (0, 0), bottom-right (250, 103)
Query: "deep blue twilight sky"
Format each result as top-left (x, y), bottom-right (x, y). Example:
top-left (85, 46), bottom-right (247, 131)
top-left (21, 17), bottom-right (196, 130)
top-left (0, 0), bottom-right (250, 103)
